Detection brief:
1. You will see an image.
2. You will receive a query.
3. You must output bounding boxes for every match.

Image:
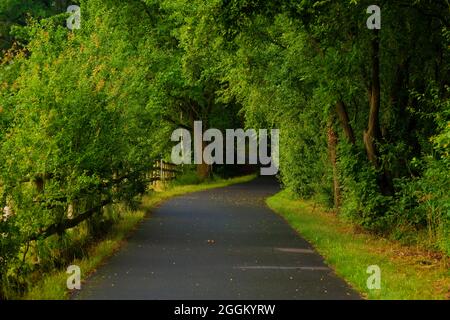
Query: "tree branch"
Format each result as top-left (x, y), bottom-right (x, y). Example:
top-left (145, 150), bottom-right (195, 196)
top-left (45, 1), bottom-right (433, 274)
top-left (28, 199), bottom-right (112, 241)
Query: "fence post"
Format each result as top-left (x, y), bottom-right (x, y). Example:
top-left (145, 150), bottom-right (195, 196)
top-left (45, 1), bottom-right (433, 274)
top-left (160, 158), bottom-right (164, 184)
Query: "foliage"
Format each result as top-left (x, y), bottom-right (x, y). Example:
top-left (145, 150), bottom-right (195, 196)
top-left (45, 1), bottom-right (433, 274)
top-left (0, 0), bottom-right (449, 298)
top-left (220, 1), bottom-right (449, 252)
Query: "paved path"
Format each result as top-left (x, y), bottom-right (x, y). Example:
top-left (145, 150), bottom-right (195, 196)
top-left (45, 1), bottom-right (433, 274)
top-left (74, 176), bottom-right (360, 299)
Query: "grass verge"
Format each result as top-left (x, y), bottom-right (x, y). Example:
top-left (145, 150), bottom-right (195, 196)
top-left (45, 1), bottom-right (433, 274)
top-left (23, 174), bottom-right (256, 300)
top-left (266, 190), bottom-right (449, 300)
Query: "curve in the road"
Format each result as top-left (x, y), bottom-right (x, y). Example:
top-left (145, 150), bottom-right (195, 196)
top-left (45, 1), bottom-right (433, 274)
top-left (74, 176), bottom-right (360, 300)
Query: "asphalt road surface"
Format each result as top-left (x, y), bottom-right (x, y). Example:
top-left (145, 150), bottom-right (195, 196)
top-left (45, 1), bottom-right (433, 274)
top-left (74, 176), bottom-right (360, 300)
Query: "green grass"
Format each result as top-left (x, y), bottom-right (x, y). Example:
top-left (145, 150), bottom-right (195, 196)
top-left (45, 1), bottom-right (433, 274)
top-left (266, 190), bottom-right (449, 300)
top-left (23, 174), bottom-right (256, 300)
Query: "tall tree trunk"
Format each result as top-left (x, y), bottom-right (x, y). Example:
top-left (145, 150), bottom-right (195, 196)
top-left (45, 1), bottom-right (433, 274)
top-left (327, 120), bottom-right (340, 209)
top-left (197, 140), bottom-right (211, 179)
top-left (364, 31), bottom-right (393, 196)
top-left (335, 100), bottom-right (355, 144)
top-left (197, 162), bottom-right (211, 180)
top-left (193, 119), bottom-right (211, 180)
top-left (364, 30), bottom-right (382, 168)
top-left (331, 100), bottom-right (355, 210)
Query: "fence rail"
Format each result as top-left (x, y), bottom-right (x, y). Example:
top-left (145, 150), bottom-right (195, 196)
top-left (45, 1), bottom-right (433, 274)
top-left (148, 160), bottom-right (180, 185)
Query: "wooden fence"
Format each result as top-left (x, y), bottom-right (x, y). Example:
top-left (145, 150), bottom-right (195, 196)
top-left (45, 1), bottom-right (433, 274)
top-left (149, 160), bottom-right (180, 186)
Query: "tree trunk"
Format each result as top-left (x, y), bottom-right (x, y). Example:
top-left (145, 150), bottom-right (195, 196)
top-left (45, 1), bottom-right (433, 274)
top-left (335, 100), bottom-right (355, 144)
top-left (193, 119), bottom-right (211, 180)
top-left (364, 31), bottom-right (394, 196)
top-left (364, 30), bottom-right (382, 168)
top-left (197, 162), bottom-right (211, 180)
top-left (197, 138), bottom-right (212, 179)
top-left (327, 120), bottom-right (340, 209)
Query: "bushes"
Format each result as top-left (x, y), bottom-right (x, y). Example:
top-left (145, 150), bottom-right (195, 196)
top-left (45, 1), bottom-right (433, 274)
top-left (280, 94), bottom-right (449, 252)
top-left (337, 142), bottom-right (393, 232)
top-left (335, 134), bottom-right (449, 254)
top-left (0, 1), bottom-right (161, 298)
top-left (388, 157), bottom-right (450, 254)
top-left (0, 201), bottom-right (133, 299)
top-left (0, 219), bottom-right (20, 299)
top-left (334, 112), bottom-right (449, 254)
top-left (412, 146), bottom-right (449, 254)
top-left (388, 85), bottom-right (450, 254)
top-left (171, 169), bottom-right (204, 186)
top-left (280, 117), bottom-right (332, 202)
